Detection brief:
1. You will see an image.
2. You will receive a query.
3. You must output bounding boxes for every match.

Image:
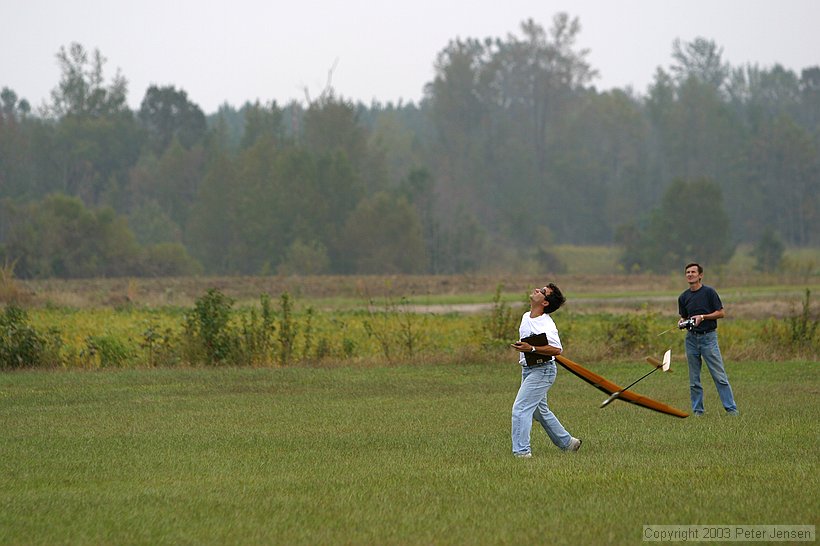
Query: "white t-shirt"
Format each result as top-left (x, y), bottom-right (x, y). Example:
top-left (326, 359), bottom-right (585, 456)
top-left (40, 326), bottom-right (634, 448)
top-left (518, 311), bottom-right (562, 366)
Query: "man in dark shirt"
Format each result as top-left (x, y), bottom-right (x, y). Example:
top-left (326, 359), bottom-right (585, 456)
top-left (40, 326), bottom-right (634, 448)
top-left (677, 262), bottom-right (739, 416)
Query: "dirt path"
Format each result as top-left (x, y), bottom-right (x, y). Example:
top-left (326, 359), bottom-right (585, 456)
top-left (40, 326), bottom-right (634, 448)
top-left (405, 294), bottom-right (811, 319)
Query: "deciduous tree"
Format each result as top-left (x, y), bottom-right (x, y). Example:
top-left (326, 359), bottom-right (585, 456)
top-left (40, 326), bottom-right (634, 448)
top-left (138, 85), bottom-right (207, 153)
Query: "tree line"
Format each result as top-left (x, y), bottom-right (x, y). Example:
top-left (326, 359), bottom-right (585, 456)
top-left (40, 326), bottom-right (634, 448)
top-left (1, 14), bottom-right (817, 278)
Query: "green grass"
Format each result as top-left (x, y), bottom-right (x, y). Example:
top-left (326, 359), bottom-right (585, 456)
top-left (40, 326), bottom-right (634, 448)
top-left (1, 360), bottom-right (817, 545)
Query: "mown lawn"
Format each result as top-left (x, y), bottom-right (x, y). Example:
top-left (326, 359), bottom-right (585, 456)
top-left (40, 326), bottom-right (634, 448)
top-left (1, 359), bottom-right (818, 545)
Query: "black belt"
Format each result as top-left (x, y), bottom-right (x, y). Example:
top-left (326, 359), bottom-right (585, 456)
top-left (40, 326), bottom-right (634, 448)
top-left (526, 357), bottom-right (556, 367)
top-left (689, 330), bottom-right (714, 335)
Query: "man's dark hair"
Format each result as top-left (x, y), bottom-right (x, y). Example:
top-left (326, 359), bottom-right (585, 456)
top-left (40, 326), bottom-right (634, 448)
top-left (685, 262), bottom-right (703, 274)
top-left (545, 283), bottom-right (566, 314)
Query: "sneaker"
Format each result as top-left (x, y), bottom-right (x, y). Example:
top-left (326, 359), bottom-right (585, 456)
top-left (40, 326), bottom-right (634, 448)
top-left (514, 452), bottom-right (532, 459)
top-left (726, 410), bottom-right (740, 416)
top-left (566, 437), bottom-right (582, 452)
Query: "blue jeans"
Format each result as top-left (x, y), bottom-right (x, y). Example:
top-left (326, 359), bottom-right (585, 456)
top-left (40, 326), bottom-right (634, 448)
top-left (512, 363), bottom-right (572, 455)
top-left (685, 331), bottom-right (738, 414)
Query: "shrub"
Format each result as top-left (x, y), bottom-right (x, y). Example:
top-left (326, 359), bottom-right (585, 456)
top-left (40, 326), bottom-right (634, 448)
top-left (277, 293), bottom-right (297, 365)
top-left (141, 323), bottom-right (179, 367)
top-left (83, 334), bottom-right (134, 368)
top-left (605, 312), bottom-right (652, 355)
top-left (787, 289), bottom-right (818, 349)
top-left (362, 294), bottom-right (426, 361)
top-left (0, 305), bottom-right (49, 369)
top-left (183, 288), bottom-right (236, 365)
top-left (760, 289), bottom-right (818, 358)
top-left (0, 260), bottom-right (30, 305)
top-left (480, 285), bottom-right (521, 349)
top-left (236, 294), bottom-right (276, 366)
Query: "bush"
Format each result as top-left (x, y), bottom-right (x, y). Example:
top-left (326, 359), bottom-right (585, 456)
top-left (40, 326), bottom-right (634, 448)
top-left (0, 261), bottom-right (30, 306)
top-left (480, 285), bottom-right (521, 349)
top-left (236, 294), bottom-right (276, 366)
top-left (604, 312), bottom-right (653, 355)
top-left (181, 289), bottom-right (301, 367)
top-left (362, 294), bottom-right (426, 361)
top-left (760, 289), bottom-right (819, 358)
top-left (787, 289), bottom-right (818, 349)
top-left (141, 323), bottom-right (179, 367)
top-left (83, 334), bottom-right (134, 368)
top-left (277, 293), bottom-right (297, 365)
top-left (1, 305), bottom-right (49, 369)
top-left (183, 288), bottom-right (236, 365)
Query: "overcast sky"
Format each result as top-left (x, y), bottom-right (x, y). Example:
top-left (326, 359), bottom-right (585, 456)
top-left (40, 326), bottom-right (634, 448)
top-left (3, 0), bottom-right (819, 114)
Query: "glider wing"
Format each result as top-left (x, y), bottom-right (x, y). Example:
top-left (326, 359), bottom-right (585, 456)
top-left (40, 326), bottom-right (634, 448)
top-left (555, 354), bottom-right (689, 418)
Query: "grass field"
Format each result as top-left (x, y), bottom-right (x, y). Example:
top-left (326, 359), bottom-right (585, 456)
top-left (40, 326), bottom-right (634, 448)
top-left (2, 254), bottom-right (818, 544)
top-left (2, 359), bottom-right (817, 545)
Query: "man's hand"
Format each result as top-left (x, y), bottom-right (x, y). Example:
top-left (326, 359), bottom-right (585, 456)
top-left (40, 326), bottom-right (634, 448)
top-left (510, 341), bottom-right (533, 353)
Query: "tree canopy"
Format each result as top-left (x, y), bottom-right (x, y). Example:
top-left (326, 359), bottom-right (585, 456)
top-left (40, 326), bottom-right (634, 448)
top-left (0, 23), bottom-right (818, 278)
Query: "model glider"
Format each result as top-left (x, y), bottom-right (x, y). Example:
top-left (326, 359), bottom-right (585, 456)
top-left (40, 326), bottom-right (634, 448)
top-left (600, 349), bottom-right (672, 408)
top-left (555, 351), bottom-right (689, 418)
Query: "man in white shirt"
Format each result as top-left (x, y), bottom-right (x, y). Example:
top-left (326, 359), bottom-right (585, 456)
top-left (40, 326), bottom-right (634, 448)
top-left (510, 283), bottom-right (581, 457)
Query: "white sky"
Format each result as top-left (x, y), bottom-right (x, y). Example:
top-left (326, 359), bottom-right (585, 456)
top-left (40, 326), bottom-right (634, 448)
top-left (3, 0), bottom-right (819, 114)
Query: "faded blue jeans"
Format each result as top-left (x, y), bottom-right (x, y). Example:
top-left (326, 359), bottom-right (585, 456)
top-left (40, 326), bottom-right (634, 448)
top-left (685, 330), bottom-right (738, 414)
top-left (511, 363), bottom-right (572, 455)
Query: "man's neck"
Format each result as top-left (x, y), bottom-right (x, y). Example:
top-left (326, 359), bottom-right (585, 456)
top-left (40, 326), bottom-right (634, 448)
top-left (529, 306), bottom-right (546, 318)
top-left (689, 281), bottom-right (703, 292)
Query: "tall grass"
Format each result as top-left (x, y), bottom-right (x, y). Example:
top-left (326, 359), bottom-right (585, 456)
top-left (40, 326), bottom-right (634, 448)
top-left (9, 295), bottom-right (817, 370)
top-left (1, 360), bottom-right (817, 545)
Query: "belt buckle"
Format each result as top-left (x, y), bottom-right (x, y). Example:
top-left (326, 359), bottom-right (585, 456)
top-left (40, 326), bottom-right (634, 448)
top-left (528, 357), bottom-right (554, 367)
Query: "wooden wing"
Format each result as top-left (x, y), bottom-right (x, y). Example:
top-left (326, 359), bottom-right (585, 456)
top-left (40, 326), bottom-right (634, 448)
top-left (555, 355), bottom-right (689, 418)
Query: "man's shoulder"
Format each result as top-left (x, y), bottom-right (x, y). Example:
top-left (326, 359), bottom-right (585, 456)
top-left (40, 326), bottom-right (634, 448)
top-left (532, 312), bottom-right (554, 323)
top-left (701, 285), bottom-right (721, 296)
top-left (679, 288), bottom-right (695, 300)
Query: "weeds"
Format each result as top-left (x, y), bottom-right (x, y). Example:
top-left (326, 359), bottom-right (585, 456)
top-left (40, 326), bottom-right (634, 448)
top-left (787, 289), bottom-right (818, 348)
top-left (0, 305), bottom-right (60, 369)
top-left (178, 289), bottom-right (305, 367)
top-left (1, 306), bottom-right (45, 369)
top-left (396, 297), bottom-right (426, 358)
top-left (82, 334), bottom-right (134, 368)
top-left (235, 294), bottom-right (277, 366)
top-left (0, 260), bottom-right (28, 306)
top-left (301, 307), bottom-right (313, 358)
top-left (363, 294), bottom-right (426, 361)
top-left (5, 284), bottom-right (817, 370)
top-left (605, 312), bottom-right (652, 354)
top-left (141, 323), bottom-right (178, 367)
top-left (182, 288), bottom-right (235, 365)
top-left (276, 292), bottom-right (297, 365)
top-left (480, 284), bottom-right (521, 349)
top-left (764, 288), bottom-right (818, 355)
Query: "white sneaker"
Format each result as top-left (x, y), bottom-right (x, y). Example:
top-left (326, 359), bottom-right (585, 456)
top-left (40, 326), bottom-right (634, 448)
top-left (514, 452), bottom-right (532, 458)
top-left (566, 437), bottom-right (582, 452)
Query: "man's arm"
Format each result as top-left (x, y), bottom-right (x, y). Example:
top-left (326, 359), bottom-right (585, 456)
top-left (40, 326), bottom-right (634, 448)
top-left (531, 343), bottom-right (562, 356)
top-left (693, 308), bottom-right (725, 326)
top-left (511, 341), bottom-right (562, 356)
